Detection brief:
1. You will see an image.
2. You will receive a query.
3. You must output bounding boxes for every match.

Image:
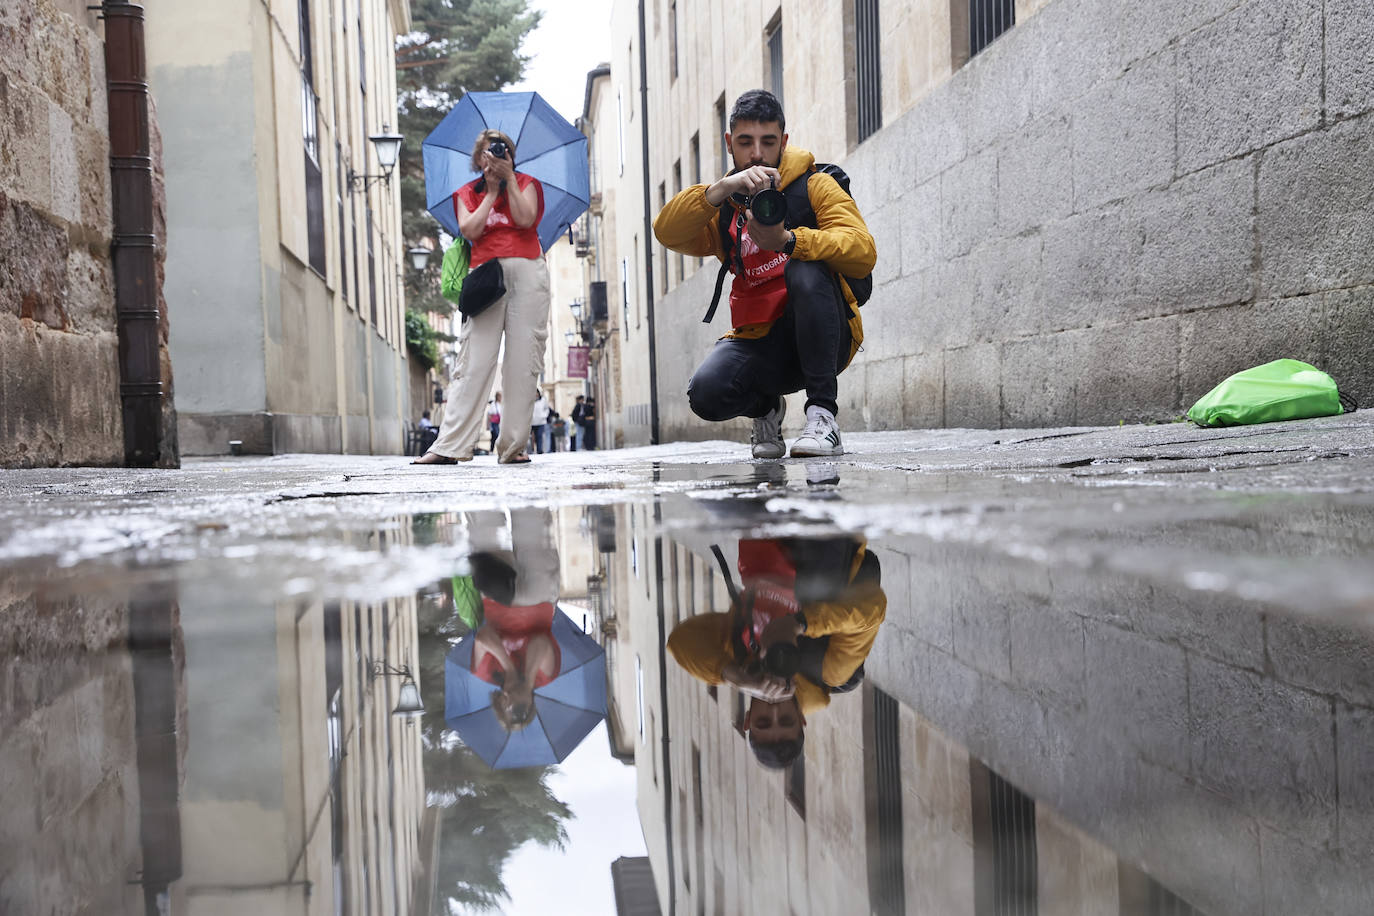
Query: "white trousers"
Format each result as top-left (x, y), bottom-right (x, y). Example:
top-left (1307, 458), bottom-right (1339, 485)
top-left (430, 256), bottom-right (550, 462)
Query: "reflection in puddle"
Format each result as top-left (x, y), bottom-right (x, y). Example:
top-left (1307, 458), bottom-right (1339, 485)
top-left (4, 469), bottom-right (1374, 916)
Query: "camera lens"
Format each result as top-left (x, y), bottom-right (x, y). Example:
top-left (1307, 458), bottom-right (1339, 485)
top-left (763, 642), bottom-right (800, 678)
top-left (750, 187), bottom-right (787, 226)
top-left (487, 140), bottom-right (508, 159)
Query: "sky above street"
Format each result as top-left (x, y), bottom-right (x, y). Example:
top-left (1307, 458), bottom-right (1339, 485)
top-left (501, 10), bottom-right (640, 914)
top-left (509, 0), bottom-right (614, 124)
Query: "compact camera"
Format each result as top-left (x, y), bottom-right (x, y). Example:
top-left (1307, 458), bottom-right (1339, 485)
top-left (487, 139), bottom-right (509, 160)
top-left (732, 180), bottom-right (788, 227)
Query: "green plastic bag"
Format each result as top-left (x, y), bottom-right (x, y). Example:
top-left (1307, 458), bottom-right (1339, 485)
top-left (439, 238), bottom-right (471, 306)
top-left (451, 574), bottom-right (482, 631)
top-left (1187, 359), bottom-right (1352, 427)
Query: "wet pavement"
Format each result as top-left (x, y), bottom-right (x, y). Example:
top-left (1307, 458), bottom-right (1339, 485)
top-left (2, 412), bottom-right (1373, 915)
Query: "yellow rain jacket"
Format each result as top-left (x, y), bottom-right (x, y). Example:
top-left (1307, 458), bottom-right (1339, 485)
top-left (652, 146), bottom-right (877, 366)
top-left (665, 543), bottom-right (886, 715)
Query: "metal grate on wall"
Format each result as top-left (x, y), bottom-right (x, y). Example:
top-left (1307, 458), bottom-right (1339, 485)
top-left (970, 0), bottom-right (1016, 57)
top-left (972, 758), bottom-right (1038, 916)
top-left (865, 687), bottom-right (905, 916)
top-left (855, 0), bottom-right (882, 142)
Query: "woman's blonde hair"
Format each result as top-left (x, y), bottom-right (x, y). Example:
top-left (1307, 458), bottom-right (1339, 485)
top-left (470, 129), bottom-right (517, 171)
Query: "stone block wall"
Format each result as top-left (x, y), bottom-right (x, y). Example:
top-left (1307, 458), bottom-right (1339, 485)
top-left (843, 0), bottom-right (1374, 429)
top-left (0, 2), bottom-right (122, 466)
top-left (0, 589), bottom-right (142, 914)
top-left (652, 0), bottom-right (1373, 439)
top-left (868, 532), bottom-right (1374, 916)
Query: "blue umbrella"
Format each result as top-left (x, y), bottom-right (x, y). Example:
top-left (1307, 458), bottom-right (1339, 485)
top-left (422, 91), bottom-right (591, 253)
top-left (444, 607), bottom-right (606, 769)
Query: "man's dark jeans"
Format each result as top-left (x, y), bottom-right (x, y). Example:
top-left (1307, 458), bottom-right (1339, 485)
top-left (687, 259), bottom-right (851, 421)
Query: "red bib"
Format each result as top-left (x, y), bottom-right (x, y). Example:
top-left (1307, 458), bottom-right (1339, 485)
top-left (726, 216), bottom-right (790, 328)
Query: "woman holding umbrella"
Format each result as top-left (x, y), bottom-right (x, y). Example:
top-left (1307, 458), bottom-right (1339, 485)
top-left (414, 128), bottom-right (551, 465)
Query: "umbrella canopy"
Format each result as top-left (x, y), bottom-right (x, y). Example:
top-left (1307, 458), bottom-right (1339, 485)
top-left (445, 607), bottom-right (606, 769)
top-left (422, 91), bottom-right (591, 253)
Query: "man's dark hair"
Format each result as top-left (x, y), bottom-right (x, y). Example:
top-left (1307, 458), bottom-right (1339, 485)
top-left (729, 89), bottom-right (785, 133)
top-left (747, 730), bottom-right (804, 769)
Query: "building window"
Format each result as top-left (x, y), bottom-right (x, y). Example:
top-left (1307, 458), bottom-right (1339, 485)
top-left (366, 207), bottom-right (377, 325)
top-left (690, 132), bottom-right (701, 184)
top-left (716, 95), bottom-right (728, 174)
top-left (785, 753), bottom-right (806, 817)
top-left (765, 15), bottom-right (783, 111)
top-left (669, 0), bottom-right (679, 81)
top-left (970, 0), bottom-right (1015, 57)
top-left (855, 0), bottom-right (882, 143)
top-left (672, 161), bottom-right (684, 281)
top-left (971, 758), bottom-right (1038, 916)
top-left (621, 257), bottom-right (631, 340)
top-left (865, 687), bottom-right (905, 916)
top-left (357, 3), bottom-right (367, 93)
top-left (300, 0), bottom-right (325, 275)
top-left (617, 87), bottom-right (626, 176)
top-left (635, 654), bottom-right (644, 741)
top-left (657, 184), bottom-right (667, 294)
top-left (336, 143), bottom-right (348, 301)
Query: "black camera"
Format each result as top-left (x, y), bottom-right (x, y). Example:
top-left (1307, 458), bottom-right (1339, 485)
top-left (745, 641), bottom-right (800, 680)
top-left (487, 139), bottom-right (509, 160)
top-left (732, 180), bottom-right (788, 227)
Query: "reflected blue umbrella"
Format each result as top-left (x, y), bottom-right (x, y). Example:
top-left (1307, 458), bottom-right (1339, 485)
top-left (422, 91), bottom-right (590, 252)
top-left (445, 607), bottom-right (606, 769)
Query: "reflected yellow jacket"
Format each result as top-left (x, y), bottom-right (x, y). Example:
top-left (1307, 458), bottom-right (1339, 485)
top-left (665, 545), bottom-right (886, 715)
top-left (651, 146), bottom-right (876, 364)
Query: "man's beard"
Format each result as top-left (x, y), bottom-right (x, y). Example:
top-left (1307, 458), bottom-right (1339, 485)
top-left (732, 148), bottom-right (784, 171)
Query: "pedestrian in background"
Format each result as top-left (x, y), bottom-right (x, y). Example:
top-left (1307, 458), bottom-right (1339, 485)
top-left (486, 392), bottom-right (502, 453)
top-left (414, 129), bottom-right (549, 466)
top-left (579, 396), bottom-right (597, 450)
top-left (530, 391), bottom-right (551, 454)
top-left (569, 395), bottom-right (586, 451)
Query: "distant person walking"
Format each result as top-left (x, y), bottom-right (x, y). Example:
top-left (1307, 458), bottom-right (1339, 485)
top-left (486, 393), bottom-right (502, 452)
top-left (579, 396), bottom-right (598, 450)
top-left (530, 392), bottom-right (552, 454)
top-left (569, 395), bottom-right (586, 451)
top-left (414, 128), bottom-right (550, 466)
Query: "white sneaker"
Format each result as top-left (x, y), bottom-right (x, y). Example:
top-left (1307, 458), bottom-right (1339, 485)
top-left (790, 406), bottom-right (844, 457)
top-left (750, 397), bottom-right (786, 459)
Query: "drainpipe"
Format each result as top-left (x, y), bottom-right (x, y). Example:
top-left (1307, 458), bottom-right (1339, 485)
top-left (104, 1), bottom-right (164, 467)
top-left (638, 0), bottom-right (660, 445)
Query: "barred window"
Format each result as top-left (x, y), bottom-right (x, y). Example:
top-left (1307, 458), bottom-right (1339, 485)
top-left (765, 16), bottom-right (784, 112)
top-left (970, 0), bottom-right (1016, 57)
top-left (855, 0), bottom-right (882, 143)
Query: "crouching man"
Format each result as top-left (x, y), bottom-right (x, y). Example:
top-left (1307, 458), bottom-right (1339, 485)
top-left (653, 89), bottom-right (876, 458)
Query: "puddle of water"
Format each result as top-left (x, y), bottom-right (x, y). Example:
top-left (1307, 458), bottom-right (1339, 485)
top-left (3, 464), bottom-right (1374, 916)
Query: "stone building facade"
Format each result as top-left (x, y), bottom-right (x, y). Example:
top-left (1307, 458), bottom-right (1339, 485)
top-left (1, 2), bottom-right (149, 467)
top-left (598, 0), bottom-right (1373, 442)
top-left (625, 522), bottom-right (1374, 915)
top-left (145, 0), bottom-right (414, 456)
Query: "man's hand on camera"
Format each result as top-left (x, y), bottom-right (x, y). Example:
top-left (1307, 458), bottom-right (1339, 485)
top-left (722, 663), bottom-right (794, 701)
top-left (749, 218), bottom-right (791, 252)
top-left (705, 164), bottom-right (780, 206)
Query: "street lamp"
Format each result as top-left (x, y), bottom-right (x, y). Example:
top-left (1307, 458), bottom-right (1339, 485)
top-left (348, 125), bottom-right (405, 193)
top-left (570, 301), bottom-right (583, 322)
top-left (369, 659), bottom-right (425, 718)
top-left (564, 330), bottom-right (578, 346)
top-left (407, 246), bottom-right (432, 271)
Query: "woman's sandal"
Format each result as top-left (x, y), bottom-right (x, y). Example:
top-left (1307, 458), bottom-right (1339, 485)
top-left (500, 453), bottom-right (532, 465)
top-left (411, 452), bottom-right (471, 465)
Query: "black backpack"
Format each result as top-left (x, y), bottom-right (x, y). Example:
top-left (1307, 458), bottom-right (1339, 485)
top-left (703, 163), bottom-right (874, 324)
